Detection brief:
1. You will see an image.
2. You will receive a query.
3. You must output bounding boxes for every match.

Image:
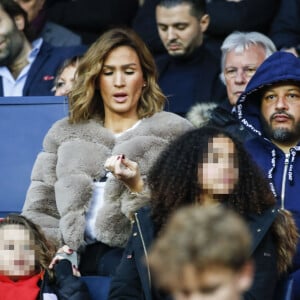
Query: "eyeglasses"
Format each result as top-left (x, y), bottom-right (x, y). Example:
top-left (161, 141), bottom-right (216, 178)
top-left (224, 66), bottom-right (257, 79)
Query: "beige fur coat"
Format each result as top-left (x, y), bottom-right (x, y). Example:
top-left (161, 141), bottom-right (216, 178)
top-left (22, 111), bottom-right (192, 250)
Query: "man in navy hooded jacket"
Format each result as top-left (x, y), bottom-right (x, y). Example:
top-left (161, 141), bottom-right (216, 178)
top-left (0, 0), bottom-right (86, 97)
top-left (236, 51), bottom-right (300, 297)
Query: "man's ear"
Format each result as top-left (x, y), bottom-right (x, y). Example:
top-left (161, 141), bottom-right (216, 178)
top-left (14, 14), bottom-right (25, 31)
top-left (200, 14), bottom-right (210, 33)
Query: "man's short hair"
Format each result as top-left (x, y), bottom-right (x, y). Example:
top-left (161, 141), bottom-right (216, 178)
top-left (156, 0), bottom-right (206, 19)
top-left (148, 205), bottom-right (252, 289)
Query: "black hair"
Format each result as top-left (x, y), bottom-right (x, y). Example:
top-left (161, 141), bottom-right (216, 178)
top-left (149, 126), bottom-right (275, 230)
top-left (0, 0), bottom-right (34, 41)
top-left (157, 0), bottom-right (206, 18)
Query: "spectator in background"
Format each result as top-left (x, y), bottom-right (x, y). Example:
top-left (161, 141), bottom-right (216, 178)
top-left (187, 31), bottom-right (276, 141)
top-left (148, 205), bottom-right (254, 300)
top-left (132, 0), bottom-right (165, 56)
top-left (108, 126), bottom-right (297, 300)
top-left (0, 214), bottom-right (91, 300)
top-left (236, 51), bottom-right (300, 298)
top-left (131, 0), bottom-right (280, 62)
top-left (218, 32), bottom-right (276, 107)
top-left (0, 0), bottom-right (86, 96)
top-left (53, 55), bottom-right (81, 96)
top-left (14, 0), bottom-right (82, 47)
top-left (46, 0), bottom-right (140, 45)
top-left (270, 0), bottom-right (300, 57)
top-left (205, 0), bottom-right (280, 61)
top-left (22, 27), bottom-right (192, 277)
top-left (155, 0), bottom-right (226, 117)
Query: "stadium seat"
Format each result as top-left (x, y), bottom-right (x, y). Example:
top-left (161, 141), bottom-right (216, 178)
top-left (0, 96), bottom-right (68, 215)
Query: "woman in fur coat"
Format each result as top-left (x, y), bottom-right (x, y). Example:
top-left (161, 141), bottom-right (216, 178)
top-left (22, 27), bottom-right (192, 276)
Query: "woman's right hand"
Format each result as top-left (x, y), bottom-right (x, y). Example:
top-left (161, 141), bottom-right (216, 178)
top-left (104, 154), bottom-right (144, 193)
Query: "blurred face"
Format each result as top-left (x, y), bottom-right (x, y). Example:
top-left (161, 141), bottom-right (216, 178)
top-left (14, 0), bottom-right (45, 22)
top-left (0, 224), bottom-right (36, 281)
top-left (172, 264), bottom-right (251, 300)
top-left (55, 65), bottom-right (77, 96)
top-left (261, 83), bottom-right (300, 149)
top-left (0, 6), bottom-right (24, 66)
top-left (224, 44), bottom-right (266, 105)
top-left (199, 137), bottom-right (238, 199)
top-left (156, 3), bottom-right (209, 57)
top-left (99, 46), bottom-right (145, 119)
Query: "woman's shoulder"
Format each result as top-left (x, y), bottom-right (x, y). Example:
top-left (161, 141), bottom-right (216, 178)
top-left (245, 207), bottom-right (278, 249)
top-left (43, 117), bottom-right (112, 148)
top-left (151, 111), bottom-right (193, 124)
top-left (246, 207), bottom-right (278, 232)
top-left (48, 117), bottom-right (103, 132)
top-left (141, 111), bottom-right (194, 133)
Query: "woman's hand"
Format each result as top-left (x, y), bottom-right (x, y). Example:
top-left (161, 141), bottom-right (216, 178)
top-left (49, 245), bottom-right (80, 277)
top-left (104, 154), bottom-right (144, 193)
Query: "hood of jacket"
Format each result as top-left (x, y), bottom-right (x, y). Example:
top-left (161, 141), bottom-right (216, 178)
top-left (236, 51), bottom-right (300, 137)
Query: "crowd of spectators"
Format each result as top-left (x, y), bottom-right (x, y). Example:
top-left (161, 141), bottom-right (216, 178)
top-left (1, 0), bottom-right (300, 299)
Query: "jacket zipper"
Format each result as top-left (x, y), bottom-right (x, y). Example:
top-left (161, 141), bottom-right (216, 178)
top-left (280, 154), bottom-right (290, 209)
top-left (134, 212), bottom-right (152, 288)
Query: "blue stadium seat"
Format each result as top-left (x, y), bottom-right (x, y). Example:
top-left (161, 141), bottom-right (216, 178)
top-left (80, 276), bottom-right (111, 300)
top-left (0, 96), bottom-right (68, 215)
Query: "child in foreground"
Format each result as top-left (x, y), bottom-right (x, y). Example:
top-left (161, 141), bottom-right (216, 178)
top-left (148, 205), bottom-right (254, 300)
top-left (0, 214), bottom-right (90, 300)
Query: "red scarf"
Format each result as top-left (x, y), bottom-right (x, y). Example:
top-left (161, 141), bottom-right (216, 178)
top-left (0, 273), bottom-right (42, 300)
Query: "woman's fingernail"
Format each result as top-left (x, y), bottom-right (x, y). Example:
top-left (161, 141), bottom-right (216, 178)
top-left (68, 249), bottom-right (74, 254)
top-left (122, 154), bottom-right (125, 159)
top-left (117, 155), bottom-right (121, 160)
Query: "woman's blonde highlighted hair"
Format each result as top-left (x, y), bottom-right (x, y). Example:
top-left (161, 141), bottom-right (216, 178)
top-left (68, 27), bottom-right (165, 123)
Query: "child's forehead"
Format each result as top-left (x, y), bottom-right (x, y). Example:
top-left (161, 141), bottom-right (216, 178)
top-left (180, 264), bottom-right (235, 286)
top-left (0, 224), bottom-right (31, 240)
top-left (207, 136), bottom-right (235, 152)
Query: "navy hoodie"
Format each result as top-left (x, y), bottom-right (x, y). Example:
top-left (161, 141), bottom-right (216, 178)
top-left (236, 51), bottom-right (300, 271)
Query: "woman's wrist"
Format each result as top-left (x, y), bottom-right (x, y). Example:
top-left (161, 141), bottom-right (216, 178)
top-left (128, 176), bottom-right (150, 197)
top-left (129, 177), bottom-right (144, 193)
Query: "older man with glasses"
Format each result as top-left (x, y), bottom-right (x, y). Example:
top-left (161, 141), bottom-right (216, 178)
top-left (188, 31), bottom-right (276, 141)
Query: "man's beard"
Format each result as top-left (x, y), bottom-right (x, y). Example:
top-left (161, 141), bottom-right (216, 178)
top-left (0, 52), bottom-right (14, 67)
top-left (0, 35), bottom-right (23, 67)
top-left (261, 113), bottom-right (300, 145)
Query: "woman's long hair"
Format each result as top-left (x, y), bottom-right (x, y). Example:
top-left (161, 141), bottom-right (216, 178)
top-left (149, 126), bottom-right (298, 274)
top-left (68, 27), bottom-right (165, 123)
top-left (150, 126), bottom-right (274, 227)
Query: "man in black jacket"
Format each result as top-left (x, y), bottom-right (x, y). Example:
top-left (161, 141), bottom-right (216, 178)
top-left (154, 0), bottom-right (226, 117)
